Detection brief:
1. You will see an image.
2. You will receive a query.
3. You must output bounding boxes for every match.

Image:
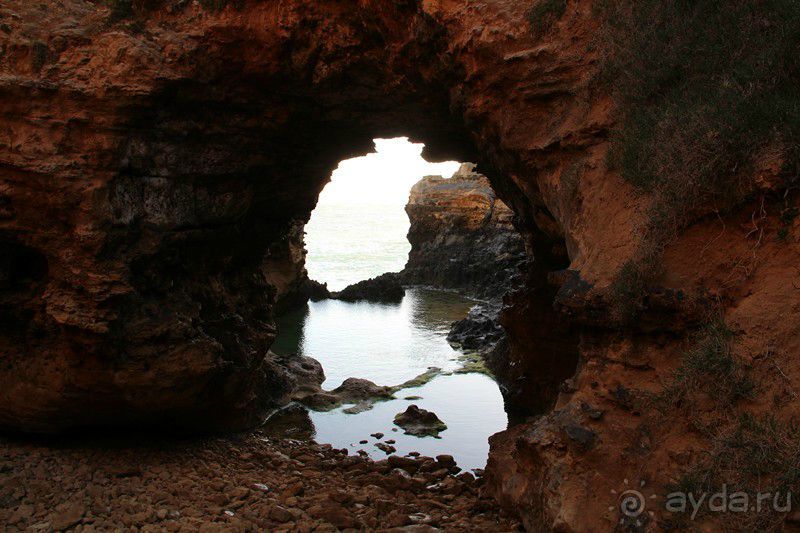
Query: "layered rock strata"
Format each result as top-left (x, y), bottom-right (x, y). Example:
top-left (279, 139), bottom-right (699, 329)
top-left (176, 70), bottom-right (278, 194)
top-left (1, 1), bottom-right (799, 531)
top-left (403, 163), bottom-right (526, 300)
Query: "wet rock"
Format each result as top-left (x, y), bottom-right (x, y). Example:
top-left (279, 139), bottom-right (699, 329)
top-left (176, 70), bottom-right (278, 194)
top-left (332, 273), bottom-right (405, 302)
top-left (435, 455), bottom-right (456, 469)
top-left (332, 379), bottom-right (393, 404)
top-left (375, 443), bottom-right (397, 455)
top-left (446, 303), bottom-right (504, 353)
top-left (370, 432), bottom-right (385, 440)
top-left (403, 164), bottom-right (525, 300)
top-left (281, 355), bottom-right (326, 397)
top-left (456, 472), bottom-right (475, 484)
top-left (343, 401), bottom-right (374, 414)
top-left (387, 455), bottom-right (420, 474)
top-left (393, 405), bottom-right (447, 437)
top-left (262, 403), bottom-right (314, 440)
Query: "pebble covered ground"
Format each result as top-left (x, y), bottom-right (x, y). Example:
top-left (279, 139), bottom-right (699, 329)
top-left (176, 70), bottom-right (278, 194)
top-left (0, 431), bottom-right (521, 531)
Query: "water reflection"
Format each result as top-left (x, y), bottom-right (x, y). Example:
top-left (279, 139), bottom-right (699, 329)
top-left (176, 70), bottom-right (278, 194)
top-left (273, 288), bottom-right (475, 388)
top-left (270, 288), bottom-right (508, 470)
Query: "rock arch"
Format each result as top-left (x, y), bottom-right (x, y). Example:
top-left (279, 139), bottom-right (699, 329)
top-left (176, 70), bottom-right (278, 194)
top-left (1, 0), bottom-right (590, 433)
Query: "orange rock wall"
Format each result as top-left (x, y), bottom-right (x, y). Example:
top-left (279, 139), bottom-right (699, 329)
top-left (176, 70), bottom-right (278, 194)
top-left (1, 1), bottom-right (798, 530)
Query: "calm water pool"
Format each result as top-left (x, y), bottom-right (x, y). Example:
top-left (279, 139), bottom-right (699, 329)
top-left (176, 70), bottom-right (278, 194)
top-left (271, 288), bottom-right (509, 471)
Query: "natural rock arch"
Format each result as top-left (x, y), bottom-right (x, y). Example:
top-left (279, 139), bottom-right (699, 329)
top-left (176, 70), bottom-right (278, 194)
top-left (0, 0), bottom-right (584, 433)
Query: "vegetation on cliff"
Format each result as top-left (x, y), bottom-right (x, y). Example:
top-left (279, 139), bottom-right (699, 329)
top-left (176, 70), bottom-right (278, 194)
top-left (602, 0), bottom-right (800, 320)
top-left (650, 320), bottom-right (800, 530)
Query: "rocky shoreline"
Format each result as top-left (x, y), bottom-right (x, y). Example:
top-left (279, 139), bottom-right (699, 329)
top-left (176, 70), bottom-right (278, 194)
top-left (402, 164), bottom-right (525, 302)
top-left (0, 432), bottom-right (520, 532)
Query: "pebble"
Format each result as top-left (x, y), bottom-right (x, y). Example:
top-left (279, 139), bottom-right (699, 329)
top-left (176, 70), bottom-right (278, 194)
top-left (0, 432), bottom-right (520, 531)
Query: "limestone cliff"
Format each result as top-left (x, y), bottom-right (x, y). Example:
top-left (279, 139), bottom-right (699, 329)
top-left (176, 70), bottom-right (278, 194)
top-left (403, 163), bottom-right (525, 300)
top-left (1, 0), bottom-right (799, 530)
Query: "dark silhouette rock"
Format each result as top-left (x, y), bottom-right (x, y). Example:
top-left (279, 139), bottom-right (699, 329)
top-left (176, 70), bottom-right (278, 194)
top-left (447, 303), bottom-right (505, 353)
top-left (305, 279), bottom-right (331, 301)
top-left (332, 273), bottom-right (404, 302)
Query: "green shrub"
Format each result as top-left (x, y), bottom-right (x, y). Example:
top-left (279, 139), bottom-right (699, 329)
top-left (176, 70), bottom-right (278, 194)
top-left (528, 0), bottom-right (567, 37)
top-left (600, 0), bottom-right (800, 309)
top-left (657, 320), bottom-right (754, 409)
top-left (606, 0), bottom-right (800, 192)
top-left (670, 414), bottom-right (800, 529)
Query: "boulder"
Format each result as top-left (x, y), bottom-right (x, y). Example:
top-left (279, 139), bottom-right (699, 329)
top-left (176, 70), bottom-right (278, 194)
top-left (393, 405), bottom-right (447, 437)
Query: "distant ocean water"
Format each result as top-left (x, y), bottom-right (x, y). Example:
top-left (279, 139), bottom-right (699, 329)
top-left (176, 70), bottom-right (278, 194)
top-left (277, 186), bottom-right (508, 470)
top-left (305, 202), bottom-right (411, 291)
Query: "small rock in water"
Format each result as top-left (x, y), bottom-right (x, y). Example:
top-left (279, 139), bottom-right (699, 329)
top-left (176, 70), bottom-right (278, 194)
top-left (385, 439), bottom-right (396, 444)
top-left (359, 440), bottom-right (368, 444)
top-left (375, 442), bottom-right (396, 454)
top-left (370, 432), bottom-right (384, 439)
top-left (393, 405), bottom-right (447, 437)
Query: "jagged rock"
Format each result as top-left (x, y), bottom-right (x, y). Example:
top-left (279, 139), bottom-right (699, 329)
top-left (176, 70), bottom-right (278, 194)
top-left (261, 403), bottom-right (314, 441)
top-left (279, 354), bottom-right (326, 398)
top-left (305, 279), bottom-right (331, 301)
top-left (1, 2), bottom-right (796, 531)
top-left (446, 303), bottom-right (504, 353)
top-left (332, 273), bottom-right (405, 302)
top-left (402, 164), bottom-right (525, 300)
top-left (265, 219), bottom-right (314, 315)
top-left (393, 405), bottom-right (447, 437)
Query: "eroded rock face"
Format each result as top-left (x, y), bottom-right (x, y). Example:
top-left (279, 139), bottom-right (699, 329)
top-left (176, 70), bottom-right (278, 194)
top-left (0, 0), bottom-right (474, 432)
top-left (403, 163), bottom-right (526, 300)
top-left (2, 1), bottom-right (799, 531)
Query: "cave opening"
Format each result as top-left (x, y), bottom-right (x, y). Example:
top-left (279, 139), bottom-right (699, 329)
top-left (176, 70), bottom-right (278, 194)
top-left (266, 136), bottom-right (532, 470)
top-left (0, 4), bottom-right (581, 455)
top-left (304, 137), bottom-right (460, 292)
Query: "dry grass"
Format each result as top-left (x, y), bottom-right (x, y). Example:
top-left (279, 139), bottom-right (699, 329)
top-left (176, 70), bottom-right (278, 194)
top-left (598, 0), bottom-right (800, 318)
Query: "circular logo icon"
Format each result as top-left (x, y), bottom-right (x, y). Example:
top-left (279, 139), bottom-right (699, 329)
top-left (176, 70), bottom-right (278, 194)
top-left (619, 489), bottom-right (646, 518)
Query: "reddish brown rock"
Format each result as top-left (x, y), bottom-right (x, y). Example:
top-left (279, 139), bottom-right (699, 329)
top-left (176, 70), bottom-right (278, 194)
top-left (0, 1), bottom-right (798, 531)
top-left (403, 163), bottom-right (525, 299)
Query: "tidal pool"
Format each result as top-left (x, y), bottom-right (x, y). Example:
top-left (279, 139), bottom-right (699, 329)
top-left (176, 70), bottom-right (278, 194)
top-left (271, 288), bottom-right (509, 471)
